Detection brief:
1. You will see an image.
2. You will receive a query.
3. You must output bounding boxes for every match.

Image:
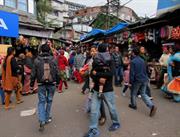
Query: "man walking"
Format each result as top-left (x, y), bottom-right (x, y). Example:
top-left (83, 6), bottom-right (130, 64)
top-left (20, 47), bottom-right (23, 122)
top-left (30, 44), bottom-right (59, 131)
top-left (112, 46), bottom-right (123, 86)
top-left (129, 47), bottom-right (157, 117)
top-left (84, 44), bottom-right (120, 137)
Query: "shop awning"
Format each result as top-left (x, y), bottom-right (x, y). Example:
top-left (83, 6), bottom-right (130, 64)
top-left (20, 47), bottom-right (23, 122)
top-left (80, 23), bottom-right (128, 42)
top-left (104, 23), bottom-right (128, 36)
top-left (80, 29), bottom-right (105, 42)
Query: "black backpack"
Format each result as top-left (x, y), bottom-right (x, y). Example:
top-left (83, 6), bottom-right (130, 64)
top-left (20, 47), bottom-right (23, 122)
top-left (41, 57), bottom-right (53, 83)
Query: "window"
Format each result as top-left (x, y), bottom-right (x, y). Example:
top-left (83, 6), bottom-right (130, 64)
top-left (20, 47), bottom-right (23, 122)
top-left (5, 0), bottom-right (16, 8)
top-left (53, 10), bottom-right (59, 16)
top-left (0, 0), bottom-right (3, 5)
top-left (18, 0), bottom-right (28, 12)
top-left (28, 0), bottom-right (35, 14)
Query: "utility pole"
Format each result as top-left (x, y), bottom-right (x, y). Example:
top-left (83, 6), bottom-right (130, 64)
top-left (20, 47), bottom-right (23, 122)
top-left (106, 0), bottom-right (121, 29)
top-left (106, 0), bottom-right (110, 29)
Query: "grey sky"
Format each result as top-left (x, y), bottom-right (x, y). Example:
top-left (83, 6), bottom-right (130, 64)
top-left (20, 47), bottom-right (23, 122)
top-left (67, 0), bottom-right (158, 17)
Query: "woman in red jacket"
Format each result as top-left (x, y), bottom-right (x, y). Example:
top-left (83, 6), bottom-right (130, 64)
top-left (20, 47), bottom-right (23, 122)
top-left (58, 50), bottom-right (68, 93)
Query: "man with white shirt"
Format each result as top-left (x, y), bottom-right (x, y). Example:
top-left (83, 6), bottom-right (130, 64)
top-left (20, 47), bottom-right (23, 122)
top-left (64, 47), bottom-right (70, 80)
top-left (158, 46), bottom-right (170, 88)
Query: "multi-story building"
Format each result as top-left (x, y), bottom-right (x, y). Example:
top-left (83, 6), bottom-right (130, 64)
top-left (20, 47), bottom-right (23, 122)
top-left (74, 5), bottom-right (139, 26)
top-left (64, 0), bottom-right (86, 17)
top-left (0, 0), bottom-right (54, 44)
top-left (51, 0), bottom-right (88, 41)
top-left (47, 0), bottom-right (69, 28)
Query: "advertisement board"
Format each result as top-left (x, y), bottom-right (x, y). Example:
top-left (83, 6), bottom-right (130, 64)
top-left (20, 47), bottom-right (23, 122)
top-left (157, 0), bottom-right (180, 15)
top-left (0, 10), bottom-right (19, 37)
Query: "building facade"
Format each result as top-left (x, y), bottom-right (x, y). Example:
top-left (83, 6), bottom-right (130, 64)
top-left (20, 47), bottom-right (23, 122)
top-left (74, 5), bottom-right (139, 25)
top-left (64, 0), bottom-right (86, 17)
top-left (0, 0), bottom-right (54, 45)
top-left (51, 0), bottom-right (88, 41)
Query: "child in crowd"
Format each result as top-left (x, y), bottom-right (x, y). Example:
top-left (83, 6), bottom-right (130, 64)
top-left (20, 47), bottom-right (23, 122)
top-left (122, 65), bottom-right (130, 96)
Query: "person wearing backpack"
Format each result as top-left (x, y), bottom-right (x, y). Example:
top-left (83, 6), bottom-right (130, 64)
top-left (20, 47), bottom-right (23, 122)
top-left (30, 44), bottom-right (60, 132)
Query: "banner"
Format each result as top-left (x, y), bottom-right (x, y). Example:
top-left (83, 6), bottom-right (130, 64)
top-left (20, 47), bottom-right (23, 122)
top-left (0, 10), bottom-right (19, 37)
top-left (157, 0), bottom-right (180, 15)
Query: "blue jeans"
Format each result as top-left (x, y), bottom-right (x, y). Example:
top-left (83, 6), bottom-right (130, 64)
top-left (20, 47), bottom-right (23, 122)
top-left (38, 85), bottom-right (56, 123)
top-left (131, 82), bottom-right (153, 109)
top-left (89, 91), bottom-right (120, 130)
top-left (114, 66), bottom-right (123, 85)
top-left (0, 89), bottom-right (5, 104)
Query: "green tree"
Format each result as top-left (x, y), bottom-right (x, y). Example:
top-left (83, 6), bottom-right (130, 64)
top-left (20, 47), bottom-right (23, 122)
top-left (36, 0), bottom-right (53, 27)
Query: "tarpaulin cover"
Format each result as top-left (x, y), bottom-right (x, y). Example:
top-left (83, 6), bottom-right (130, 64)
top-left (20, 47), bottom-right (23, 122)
top-left (104, 23), bottom-right (128, 36)
top-left (80, 29), bottom-right (105, 41)
top-left (80, 23), bottom-right (128, 42)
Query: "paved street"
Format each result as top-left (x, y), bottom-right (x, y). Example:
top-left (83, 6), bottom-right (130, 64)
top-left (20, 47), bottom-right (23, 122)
top-left (0, 82), bottom-right (179, 137)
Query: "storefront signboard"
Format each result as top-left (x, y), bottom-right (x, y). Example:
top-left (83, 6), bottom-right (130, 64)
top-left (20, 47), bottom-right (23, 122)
top-left (0, 10), bottom-right (19, 37)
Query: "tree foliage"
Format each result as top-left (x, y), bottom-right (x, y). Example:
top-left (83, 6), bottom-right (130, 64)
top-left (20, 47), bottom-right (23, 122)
top-left (36, 0), bottom-right (53, 27)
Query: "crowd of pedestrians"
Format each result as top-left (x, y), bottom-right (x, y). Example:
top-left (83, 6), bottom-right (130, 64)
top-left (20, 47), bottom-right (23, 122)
top-left (0, 39), bottom-right (179, 136)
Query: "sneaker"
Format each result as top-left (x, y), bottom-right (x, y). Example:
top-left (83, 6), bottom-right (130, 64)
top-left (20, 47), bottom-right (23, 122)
top-left (149, 97), bottom-right (153, 100)
top-left (122, 93), bottom-right (126, 97)
top-left (99, 117), bottom-right (106, 126)
top-left (58, 90), bottom-right (63, 93)
top-left (138, 95), bottom-right (141, 98)
top-left (81, 90), bottom-right (85, 94)
top-left (16, 100), bottom-right (24, 104)
top-left (150, 106), bottom-right (157, 117)
top-left (84, 129), bottom-right (100, 137)
top-left (109, 123), bottom-right (120, 132)
top-left (39, 122), bottom-right (45, 132)
top-left (45, 117), bottom-right (52, 124)
top-left (128, 104), bottom-right (137, 110)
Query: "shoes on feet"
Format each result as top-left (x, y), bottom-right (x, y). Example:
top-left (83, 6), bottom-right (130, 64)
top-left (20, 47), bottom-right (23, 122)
top-left (128, 104), bottom-right (137, 110)
top-left (122, 93), bottom-right (126, 97)
top-left (39, 122), bottom-right (45, 132)
top-left (150, 106), bottom-right (157, 117)
top-left (99, 117), bottom-right (106, 126)
top-left (16, 100), bottom-right (24, 104)
top-left (84, 129), bottom-right (100, 137)
top-left (58, 90), bottom-right (63, 93)
top-left (109, 123), bottom-right (120, 132)
top-left (45, 117), bottom-right (52, 124)
top-left (138, 95), bottom-right (141, 98)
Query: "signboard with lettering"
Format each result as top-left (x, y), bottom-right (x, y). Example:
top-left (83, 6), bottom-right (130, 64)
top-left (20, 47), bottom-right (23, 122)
top-left (0, 10), bottom-right (19, 37)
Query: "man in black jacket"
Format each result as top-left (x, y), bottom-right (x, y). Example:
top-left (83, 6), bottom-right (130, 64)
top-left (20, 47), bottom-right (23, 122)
top-left (112, 46), bottom-right (123, 86)
top-left (84, 44), bottom-right (120, 137)
top-left (30, 44), bottom-right (59, 132)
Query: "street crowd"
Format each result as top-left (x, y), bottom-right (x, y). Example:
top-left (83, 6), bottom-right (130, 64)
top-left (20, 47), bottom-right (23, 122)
top-left (0, 38), bottom-right (179, 137)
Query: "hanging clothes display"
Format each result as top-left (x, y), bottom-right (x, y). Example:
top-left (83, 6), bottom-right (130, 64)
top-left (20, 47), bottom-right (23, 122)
top-left (171, 26), bottom-right (180, 40)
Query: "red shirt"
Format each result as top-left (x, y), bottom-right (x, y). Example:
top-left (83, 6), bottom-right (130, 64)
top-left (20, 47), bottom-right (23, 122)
top-left (58, 55), bottom-right (68, 70)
